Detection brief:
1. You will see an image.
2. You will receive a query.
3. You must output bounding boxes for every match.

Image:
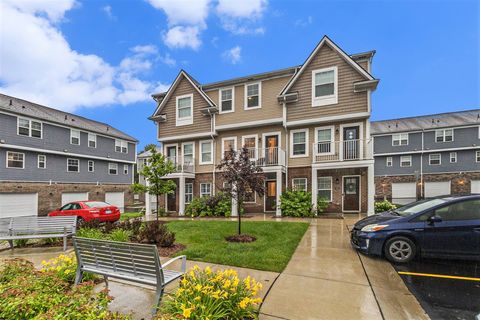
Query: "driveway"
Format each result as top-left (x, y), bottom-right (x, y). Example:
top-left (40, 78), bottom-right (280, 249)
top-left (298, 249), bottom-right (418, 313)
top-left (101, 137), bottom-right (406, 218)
top-left (260, 217), bottom-right (429, 320)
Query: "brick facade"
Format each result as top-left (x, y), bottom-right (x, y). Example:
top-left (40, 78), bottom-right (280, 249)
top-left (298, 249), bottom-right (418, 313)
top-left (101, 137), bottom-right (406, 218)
top-left (0, 182), bottom-right (134, 216)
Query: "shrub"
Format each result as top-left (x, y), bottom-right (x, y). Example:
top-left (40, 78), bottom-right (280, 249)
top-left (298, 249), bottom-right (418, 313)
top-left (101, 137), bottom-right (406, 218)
top-left (138, 221), bottom-right (175, 247)
top-left (375, 200), bottom-right (396, 213)
top-left (280, 190), bottom-right (314, 217)
top-left (185, 192), bottom-right (233, 217)
top-left (160, 266), bottom-right (262, 320)
top-left (13, 239), bottom-right (28, 247)
top-left (42, 237), bottom-right (60, 245)
top-left (316, 197), bottom-right (330, 214)
top-left (41, 253), bottom-right (96, 283)
top-left (76, 227), bottom-right (106, 240)
top-left (116, 217), bottom-right (143, 237)
top-left (108, 229), bottom-right (132, 242)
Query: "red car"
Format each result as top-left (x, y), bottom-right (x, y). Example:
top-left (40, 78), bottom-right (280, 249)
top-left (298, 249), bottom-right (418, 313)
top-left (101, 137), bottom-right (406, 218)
top-left (48, 201), bottom-right (120, 223)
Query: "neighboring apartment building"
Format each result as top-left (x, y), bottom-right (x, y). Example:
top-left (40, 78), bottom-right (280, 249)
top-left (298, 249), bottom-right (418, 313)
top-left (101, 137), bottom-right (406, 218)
top-left (0, 93), bottom-right (138, 217)
top-left (372, 110), bottom-right (480, 204)
top-left (149, 36), bottom-right (379, 216)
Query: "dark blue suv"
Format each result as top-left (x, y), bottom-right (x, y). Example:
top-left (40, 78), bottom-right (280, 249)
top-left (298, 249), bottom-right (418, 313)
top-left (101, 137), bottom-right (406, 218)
top-left (351, 195), bottom-right (480, 263)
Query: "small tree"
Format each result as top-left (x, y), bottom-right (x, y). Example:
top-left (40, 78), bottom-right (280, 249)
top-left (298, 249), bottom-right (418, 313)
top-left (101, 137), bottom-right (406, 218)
top-left (217, 147), bottom-right (265, 235)
top-left (132, 146), bottom-right (176, 220)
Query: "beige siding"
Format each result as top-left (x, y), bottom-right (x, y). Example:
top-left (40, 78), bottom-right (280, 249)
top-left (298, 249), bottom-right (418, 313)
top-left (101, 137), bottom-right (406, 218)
top-left (158, 77), bottom-right (212, 140)
top-left (355, 59), bottom-right (369, 72)
top-left (286, 44), bottom-right (368, 122)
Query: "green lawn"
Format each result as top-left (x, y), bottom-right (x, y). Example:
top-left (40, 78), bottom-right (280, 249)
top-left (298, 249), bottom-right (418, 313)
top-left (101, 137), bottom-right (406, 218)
top-left (119, 212), bottom-right (144, 221)
top-left (166, 220), bottom-right (309, 272)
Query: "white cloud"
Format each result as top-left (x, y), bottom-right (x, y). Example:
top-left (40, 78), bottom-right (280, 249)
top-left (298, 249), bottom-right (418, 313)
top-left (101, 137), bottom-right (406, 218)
top-left (131, 44), bottom-right (158, 55)
top-left (159, 53), bottom-right (176, 67)
top-left (216, 0), bottom-right (267, 19)
top-left (222, 46), bottom-right (242, 64)
top-left (295, 16), bottom-right (313, 27)
top-left (0, 2), bottom-right (161, 111)
top-left (102, 5), bottom-right (116, 20)
top-left (146, 0), bottom-right (210, 26)
top-left (163, 26), bottom-right (202, 50)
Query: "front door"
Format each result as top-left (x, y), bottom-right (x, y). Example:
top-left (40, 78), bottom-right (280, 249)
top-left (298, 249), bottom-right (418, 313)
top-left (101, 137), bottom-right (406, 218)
top-left (343, 176), bottom-right (360, 212)
top-left (265, 181), bottom-right (277, 211)
top-left (167, 191), bottom-right (176, 212)
top-left (265, 135), bottom-right (278, 165)
top-left (343, 126), bottom-right (360, 160)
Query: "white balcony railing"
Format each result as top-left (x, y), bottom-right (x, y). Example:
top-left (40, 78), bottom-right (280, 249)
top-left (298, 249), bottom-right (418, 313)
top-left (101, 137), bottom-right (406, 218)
top-left (312, 139), bottom-right (372, 163)
top-left (166, 156), bottom-right (195, 173)
top-left (244, 147), bottom-right (286, 167)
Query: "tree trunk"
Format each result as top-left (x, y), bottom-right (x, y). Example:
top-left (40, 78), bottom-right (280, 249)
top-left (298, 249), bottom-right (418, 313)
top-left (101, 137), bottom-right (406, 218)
top-left (238, 200), bottom-right (242, 235)
top-left (156, 194), bottom-right (160, 221)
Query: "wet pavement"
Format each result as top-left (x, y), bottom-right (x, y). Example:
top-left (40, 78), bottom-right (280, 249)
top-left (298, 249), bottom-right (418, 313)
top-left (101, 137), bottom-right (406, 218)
top-left (394, 258), bottom-right (480, 320)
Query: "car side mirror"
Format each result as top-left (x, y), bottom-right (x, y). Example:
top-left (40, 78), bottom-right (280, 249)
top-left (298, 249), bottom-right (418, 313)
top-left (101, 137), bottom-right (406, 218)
top-left (427, 215), bottom-right (442, 225)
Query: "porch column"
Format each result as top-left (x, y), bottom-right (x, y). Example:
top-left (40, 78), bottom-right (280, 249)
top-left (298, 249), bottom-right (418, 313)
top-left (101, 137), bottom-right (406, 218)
top-left (179, 176), bottom-right (186, 216)
top-left (367, 163), bottom-right (375, 216)
top-left (276, 170), bottom-right (282, 217)
top-left (311, 168), bottom-right (318, 210)
top-left (231, 183), bottom-right (238, 217)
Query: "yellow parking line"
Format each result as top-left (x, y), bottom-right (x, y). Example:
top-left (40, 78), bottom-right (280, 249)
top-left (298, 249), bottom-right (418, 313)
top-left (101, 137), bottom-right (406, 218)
top-left (398, 271), bottom-right (480, 282)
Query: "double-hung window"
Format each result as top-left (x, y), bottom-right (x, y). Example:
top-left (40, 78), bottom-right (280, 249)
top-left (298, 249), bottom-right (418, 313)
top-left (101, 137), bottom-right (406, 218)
top-left (115, 140), bottom-right (128, 153)
top-left (185, 183), bottom-right (193, 204)
top-left (315, 126), bottom-right (334, 154)
top-left (200, 140), bottom-right (213, 165)
top-left (392, 133), bottom-right (408, 146)
top-left (123, 164), bottom-right (129, 175)
top-left (220, 87), bottom-right (234, 113)
top-left (70, 129), bottom-right (80, 145)
top-left (429, 154), bottom-right (441, 165)
top-left (222, 137), bottom-right (237, 158)
top-left (317, 177), bottom-right (332, 202)
top-left (38, 155), bottom-right (46, 169)
top-left (67, 158), bottom-right (79, 172)
top-left (450, 152), bottom-right (457, 163)
top-left (386, 157), bottom-right (393, 167)
top-left (291, 129), bottom-right (308, 157)
top-left (312, 67), bottom-right (337, 106)
top-left (176, 94), bottom-right (193, 126)
top-left (476, 151), bottom-right (480, 163)
top-left (400, 155), bottom-right (412, 167)
top-left (436, 129), bottom-right (453, 142)
top-left (17, 117), bottom-right (42, 138)
top-left (6, 151), bottom-right (24, 169)
top-left (182, 142), bottom-right (194, 166)
top-left (108, 163), bottom-right (118, 175)
top-left (292, 178), bottom-right (307, 191)
top-left (88, 133), bottom-right (96, 148)
top-left (88, 160), bottom-right (95, 172)
top-left (242, 135), bottom-right (257, 160)
top-left (245, 83), bottom-right (261, 109)
top-left (200, 183), bottom-right (211, 197)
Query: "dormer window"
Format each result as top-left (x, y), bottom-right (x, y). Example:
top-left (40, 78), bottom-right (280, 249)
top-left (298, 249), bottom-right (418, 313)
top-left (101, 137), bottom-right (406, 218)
top-left (219, 87), bottom-right (234, 113)
top-left (312, 66), bottom-right (338, 107)
top-left (245, 83), bottom-right (261, 109)
top-left (176, 94), bottom-right (193, 126)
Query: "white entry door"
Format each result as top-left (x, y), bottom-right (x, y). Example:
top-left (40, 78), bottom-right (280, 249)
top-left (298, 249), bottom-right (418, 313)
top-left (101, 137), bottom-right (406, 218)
top-left (391, 182), bottom-right (417, 205)
top-left (424, 181), bottom-right (451, 198)
top-left (0, 193), bottom-right (38, 218)
top-left (61, 192), bottom-right (89, 205)
top-left (471, 180), bottom-right (480, 194)
top-left (105, 192), bottom-right (125, 213)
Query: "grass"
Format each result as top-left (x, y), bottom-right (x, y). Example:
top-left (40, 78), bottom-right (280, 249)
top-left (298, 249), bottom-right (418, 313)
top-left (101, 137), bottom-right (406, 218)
top-left (119, 212), bottom-right (144, 221)
top-left (166, 220), bottom-right (309, 272)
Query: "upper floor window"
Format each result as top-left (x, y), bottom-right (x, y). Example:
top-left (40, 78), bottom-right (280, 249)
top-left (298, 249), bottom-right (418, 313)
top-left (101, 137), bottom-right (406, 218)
top-left (450, 152), bottom-right (457, 163)
top-left (123, 164), bottom-right (129, 175)
top-left (115, 140), bottom-right (128, 153)
top-left (315, 126), bottom-right (334, 154)
top-left (88, 133), bottom-right (96, 148)
top-left (6, 151), bottom-right (24, 169)
top-left (200, 140), bottom-right (213, 165)
top-left (176, 94), bottom-right (193, 126)
top-left (312, 66), bottom-right (338, 106)
top-left (400, 155), bottom-right (412, 167)
top-left (37, 155), bottom-right (46, 169)
top-left (222, 137), bottom-right (237, 158)
top-left (476, 151), bottom-right (480, 163)
top-left (109, 163), bottom-right (118, 175)
top-left (291, 129), bottom-right (308, 157)
top-left (392, 133), bottom-right (408, 146)
top-left (67, 158), bottom-right (79, 172)
top-left (245, 83), bottom-right (261, 109)
top-left (292, 178), bottom-right (307, 191)
top-left (18, 117), bottom-right (42, 138)
top-left (435, 129), bottom-right (453, 142)
top-left (429, 154), bottom-right (441, 165)
top-left (182, 142), bottom-right (194, 165)
top-left (220, 87), bottom-right (234, 113)
top-left (242, 135), bottom-right (257, 160)
top-left (386, 156), bottom-right (393, 167)
top-left (70, 129), bottom-right (80, 145)
top-left (88, 160), bottom-right (95, 172)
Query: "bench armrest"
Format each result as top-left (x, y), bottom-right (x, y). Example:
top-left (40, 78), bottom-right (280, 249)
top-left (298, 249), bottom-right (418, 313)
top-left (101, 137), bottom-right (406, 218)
top-left (162, 255), bottom-right (187, 273)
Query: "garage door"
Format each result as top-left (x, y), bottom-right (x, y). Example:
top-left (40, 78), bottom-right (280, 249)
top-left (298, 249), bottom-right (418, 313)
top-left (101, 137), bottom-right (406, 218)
top-left (61, 192), bottom-right (89, 205)
top-left (425, 181), bottom-right (451, 198)
top-left (0, 193), bottom-right (38, 218)
top-left (105, 192), bottom-right (125, 213)
top-left (471, 180), bottom-right (480, 194)
top-left (392, 182), bottom-right (417, 205)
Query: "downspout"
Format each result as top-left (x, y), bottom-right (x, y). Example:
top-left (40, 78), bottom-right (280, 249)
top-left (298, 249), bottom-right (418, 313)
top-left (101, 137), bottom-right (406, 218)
top-left (420, 130), bottom-right (424, 199)
top-left (282, 102), bottom-right (288, 186)
top-left (211, 112), bottom-right (216, 195)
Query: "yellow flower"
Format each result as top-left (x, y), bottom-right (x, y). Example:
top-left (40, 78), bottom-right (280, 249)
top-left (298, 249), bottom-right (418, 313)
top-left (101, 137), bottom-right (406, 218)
top-left (195, 284), bottom-right (202, 291)
top-left (182, 306), bottom-right (193, 318)
top-left (223, 279), bottom-right (231, 289)
top-left (239, 297), bottom-right (251, 309)
top-left (205, 266), bottom-right (212, 275)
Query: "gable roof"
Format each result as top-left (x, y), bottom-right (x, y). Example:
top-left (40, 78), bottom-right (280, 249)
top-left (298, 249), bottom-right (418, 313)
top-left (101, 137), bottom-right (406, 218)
top-left (0, 93), bottom-right (137, 142)
top-left (151, 70), bottom-right (216, 119)
top-left (279, 35), bottom-right (375, 96)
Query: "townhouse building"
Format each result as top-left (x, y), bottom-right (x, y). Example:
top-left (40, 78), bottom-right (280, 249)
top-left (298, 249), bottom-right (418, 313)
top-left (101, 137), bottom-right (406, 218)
top-left (0, 94), bottom-right (138, 217)
top-left (149, 36), bottom-right (379, 216)
top-left (372, 110), bottom-right (480, 204)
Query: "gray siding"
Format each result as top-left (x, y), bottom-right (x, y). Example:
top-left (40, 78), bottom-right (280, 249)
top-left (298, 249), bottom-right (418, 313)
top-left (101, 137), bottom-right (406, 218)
top-left (423, 127), bottom-right (480, 150)
top-left (374, 154), bottom-right (422, 176)
top-left (373, 132), bottom-right (422, 154)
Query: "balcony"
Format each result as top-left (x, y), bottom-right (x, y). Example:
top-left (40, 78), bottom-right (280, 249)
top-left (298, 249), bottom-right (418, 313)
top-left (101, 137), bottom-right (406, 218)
top-left (312, 139), bottom-right (372, 163)
top-left (166, 156), bottom-right (195, 173)
top-left (244, 147), bottom-right (286, 167)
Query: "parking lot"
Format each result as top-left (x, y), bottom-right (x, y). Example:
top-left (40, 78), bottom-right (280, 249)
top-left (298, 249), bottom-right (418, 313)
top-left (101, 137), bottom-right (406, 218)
top-left (395, 258), bottom-right (480, 320)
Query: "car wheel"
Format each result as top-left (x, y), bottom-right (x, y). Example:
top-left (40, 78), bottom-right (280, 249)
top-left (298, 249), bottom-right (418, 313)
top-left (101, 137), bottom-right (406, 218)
top-left (384, 236), bottom-right (416, 263)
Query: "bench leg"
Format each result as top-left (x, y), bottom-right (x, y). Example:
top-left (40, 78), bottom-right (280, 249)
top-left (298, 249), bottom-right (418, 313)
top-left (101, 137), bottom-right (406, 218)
top-left (152, 287), bottom-right (164, 315)
top-left (74, 267), bottom-right (83, 285)
top-left (104, 276), bottom-right (109, 289)
top-left (63, 236), bottom-right (67, 251)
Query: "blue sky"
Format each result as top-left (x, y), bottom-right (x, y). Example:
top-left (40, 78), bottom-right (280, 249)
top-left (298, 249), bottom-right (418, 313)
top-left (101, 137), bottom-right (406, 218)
top-left (1, 0), bottom-right (478, 150)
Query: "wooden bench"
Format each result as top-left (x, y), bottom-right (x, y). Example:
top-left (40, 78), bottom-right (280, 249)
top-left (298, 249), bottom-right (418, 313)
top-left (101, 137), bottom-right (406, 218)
top-left (72, 237), bottom-right (186, 314)
top-left (0, 216), bottom-right (77, 251)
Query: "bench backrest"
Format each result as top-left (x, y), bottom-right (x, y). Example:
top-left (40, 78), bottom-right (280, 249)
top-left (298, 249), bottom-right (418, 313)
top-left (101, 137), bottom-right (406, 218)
top-left (73, 237), bottom-right (164, 286)
top-left (0, 216), bottom-right (77, 236)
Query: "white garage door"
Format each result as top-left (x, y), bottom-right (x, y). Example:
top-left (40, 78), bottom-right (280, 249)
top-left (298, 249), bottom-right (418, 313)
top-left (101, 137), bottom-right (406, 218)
top-left (105, 192), bottom-right (125, 213)
top-left (392, 182), bottom-right (417, 205)
top-left (61, 192), bottom-right (89, 205)
top-left (425, 181), bottom-right (451, 198)
top-left (0, 193), bottom-right (38, 218)
top-left (471, 180), bottom-right (480, 194)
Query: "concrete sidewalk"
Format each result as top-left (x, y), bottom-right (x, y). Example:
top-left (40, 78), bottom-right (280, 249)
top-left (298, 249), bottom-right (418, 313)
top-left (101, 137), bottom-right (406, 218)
top-left (259, 218), bottom-right (429, 320)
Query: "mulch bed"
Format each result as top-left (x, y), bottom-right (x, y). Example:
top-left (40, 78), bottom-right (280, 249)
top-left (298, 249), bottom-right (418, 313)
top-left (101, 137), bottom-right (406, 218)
top-left (225, 234), bottom-right (257, 243)
top-left (158, 243), bottom-right (186, 257)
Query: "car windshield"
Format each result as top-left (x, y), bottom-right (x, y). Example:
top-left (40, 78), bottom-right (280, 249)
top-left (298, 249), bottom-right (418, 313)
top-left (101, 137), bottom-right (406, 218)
top-left (393, 198), bottom-right (448, 216)
top-left (84, 201), bottom-right (110, 208)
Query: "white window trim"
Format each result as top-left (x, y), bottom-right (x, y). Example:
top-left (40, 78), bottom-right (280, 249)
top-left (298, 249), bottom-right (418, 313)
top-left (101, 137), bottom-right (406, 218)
top-left (221, 136), bottom-right (237, 158)
top-left (88, 160), bottom-right (95, 172)
top-left (429, 154), bottom-right (441, 165)
top-left (290, 128), bottom-right (309, 158)
top-left (182, 141), bottom-right (195, 164)
top-left (476, 151), bottom-right (480, 163)
top-left (400, 155), bottom-right (412, 167)
top-left (123, 164), bottom-right (129, 175)
top-left (108, 162), bottom-right (118, 175)
top-left (200, 183), bottom-right (212, 197)
top-left (386, 156), bottom-right (393, 167)
top-left (292, 178), bottom-right (307, 191)
top-left (392, 133), bottom-right (409, 146)
top-left (244, 190), bottom-right (257, 203)
top-left (37, 154), bottom-right (46, 169)
top-left (241, 134), bottom-right (258, 160)
top-left (6, 151), bottom-right (25, 169)
top-left (70, 129), bottom-right (80, 145)
top-left (314, 125), bottom-right (335, 156)
top-left (219, 87), bottom-right (235, 114)
top-left (17, 117), bottom-right (43, 139)
top-left (317, 176), bottom-right (333, 202)
top-left (88, 133), bottom-right (97, 148)
top-left (67, 158), bottom-right (80, 172)
top-left (176, 93), bottom-right (193, 126)
top-left (199, 140), bottom-right (213, 165)
top-left (312, 66), bottom-right (338, 107)
top-left (244, 82), bottom-right (262, 110)
top-left (450, 152), bottom-right (457, 163)
top-left (435, 129), bottom-right (454, 143)
top-left (185, 183), bottom-right (193, 204)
